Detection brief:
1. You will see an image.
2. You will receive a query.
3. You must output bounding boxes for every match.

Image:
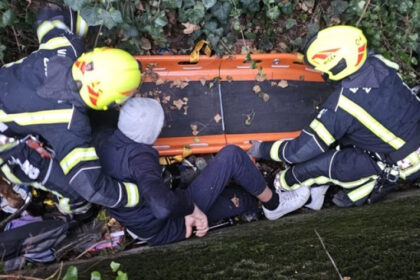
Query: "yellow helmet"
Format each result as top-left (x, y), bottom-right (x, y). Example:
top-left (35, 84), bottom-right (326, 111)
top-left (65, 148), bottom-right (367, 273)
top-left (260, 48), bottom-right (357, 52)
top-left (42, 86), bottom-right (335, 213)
top-left (72, 48), bottom-right (142, 110)
top-left (304, 25), bottom-right (367, 81)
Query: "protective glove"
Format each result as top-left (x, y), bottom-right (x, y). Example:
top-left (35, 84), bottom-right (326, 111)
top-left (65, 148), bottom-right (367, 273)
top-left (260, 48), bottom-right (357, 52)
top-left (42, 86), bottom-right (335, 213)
top-left (247, 140), bottom-right (263, 158)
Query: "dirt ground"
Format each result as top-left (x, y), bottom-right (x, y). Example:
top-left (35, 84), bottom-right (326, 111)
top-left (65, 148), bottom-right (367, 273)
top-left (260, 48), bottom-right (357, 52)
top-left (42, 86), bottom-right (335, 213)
top-left (24, 186), bottom-right (420, 280)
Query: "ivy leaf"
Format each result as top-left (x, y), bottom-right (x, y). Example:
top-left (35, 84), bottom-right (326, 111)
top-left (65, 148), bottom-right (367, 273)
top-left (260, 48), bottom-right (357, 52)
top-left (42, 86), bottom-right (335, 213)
top-left (266, 6), bottom-right (280, 20)
top-left (331, 0), bottom-right (349, 16)
top-left (1, 9), bottom-right (15, 27)
top-left (63, 266), bottom-right (78, 280)
top-left (281, 2), bottom-right (293, 15)
top-left (183, 3), bottom-right (205, 24)
top-left (110, 261), bottom-right (121, 272)
top-left (80, 6), bottom-right (103, 26)
top-left (211, 2), bottom-right (232, 22)
top-left (90, 271), bottom-right (102, 280)
top-left (103, 9), bottom-right (123, 29)
top-left (116, 271), bottom-right (128, 280)
top-left (162, 0), bottom-right (183, 9)
top-left (154, 11), bottom-right (168, 27)
top-left (306, 23), bottom-right (319, 38)
top-left (63, 0), bottom-right (90, 11)
top-left (202, 0), bottom-right (216, 9)
top-left (285, 18), bottom-right (296, 30)
top-left (241, 0), bottom-right (261, 12)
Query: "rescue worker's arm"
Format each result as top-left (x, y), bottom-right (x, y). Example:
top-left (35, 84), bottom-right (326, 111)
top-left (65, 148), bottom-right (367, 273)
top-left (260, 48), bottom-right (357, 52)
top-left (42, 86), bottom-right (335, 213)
top-left (249, 89), bottom-right (352, 164)
top-left (129, 150), bottom-right (195, 220)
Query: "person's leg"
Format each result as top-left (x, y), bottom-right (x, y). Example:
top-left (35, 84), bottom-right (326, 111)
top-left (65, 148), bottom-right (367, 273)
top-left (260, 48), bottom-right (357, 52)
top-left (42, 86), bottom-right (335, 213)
top-left (276, 147), bottom-right (382, 207)
top-left (187, 145), bottom-right (310, 221)
top-left (187, 145), bottom-right (267, 213)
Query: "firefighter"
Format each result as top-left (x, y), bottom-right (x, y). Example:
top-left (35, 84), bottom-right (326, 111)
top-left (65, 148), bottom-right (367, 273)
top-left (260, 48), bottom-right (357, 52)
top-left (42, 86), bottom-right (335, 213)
top-left (0, 3), bottom-right (141, 213)
top-left (248, 25), bottom-right (420, 208)
top-left (93, 97), bottom-right (310, 245)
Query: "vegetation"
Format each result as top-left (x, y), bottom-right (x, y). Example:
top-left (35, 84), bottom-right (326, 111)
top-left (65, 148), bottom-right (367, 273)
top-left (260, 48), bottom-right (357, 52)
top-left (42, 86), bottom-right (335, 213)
top-left (0, 0), bottom-right (419, 85)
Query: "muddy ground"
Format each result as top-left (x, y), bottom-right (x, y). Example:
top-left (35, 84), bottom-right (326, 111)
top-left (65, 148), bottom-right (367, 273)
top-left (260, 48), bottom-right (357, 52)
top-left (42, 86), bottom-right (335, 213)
top-left (22, 187), bottom-right (420, 280)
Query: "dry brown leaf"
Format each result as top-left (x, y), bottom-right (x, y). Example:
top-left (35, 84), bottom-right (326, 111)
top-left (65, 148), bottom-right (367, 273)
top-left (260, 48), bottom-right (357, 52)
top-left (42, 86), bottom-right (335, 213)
top-left (278, 80), bottom-right (288, 88)
top-left (253, 85), bottom-right (261, 94)
top-left (173, 99), bottom-right (185, 110)
top-left (343, 277), bottom-right (351, 280)
top-left (183, 97), bottom-right (189, 102)
top-left (182, 22), bottom-right (200, 34)
top-left (278, 42), bottom-right (288, 50)
top-left (214, 114), bottom-right (222, 123)
top-left (262, 93), bottom-right (270, 102)
top-left (190, 124), bottom-right (198, 131)
top-left (200, 78), bottom-right (206, 86)
top-left (183, 106), bottom-right (189, 115)
top-left (155, 78), bottom-right (164, 86)
top-left (256, 74), bottom-right (266, 82)
top-left (226, 75), bottom-right (233, 83)
top-left (140, 37), bottom-right (151, 50)
top-left (230, 194), bottom-right (240, 207)
top-left (271, 81), bottom-right (277, 86)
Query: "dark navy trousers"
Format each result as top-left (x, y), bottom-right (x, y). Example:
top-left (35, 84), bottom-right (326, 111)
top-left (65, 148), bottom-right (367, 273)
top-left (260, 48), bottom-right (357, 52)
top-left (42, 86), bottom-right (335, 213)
top-left (150, 145), bottom-right (266, 245)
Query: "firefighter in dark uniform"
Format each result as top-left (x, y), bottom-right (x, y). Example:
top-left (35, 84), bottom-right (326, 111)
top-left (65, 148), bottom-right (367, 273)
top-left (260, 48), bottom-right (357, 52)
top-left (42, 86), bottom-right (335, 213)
top-left (0, 4), bottom-right (142, 214)
top-left (248, 26), bottom-right (420, 208)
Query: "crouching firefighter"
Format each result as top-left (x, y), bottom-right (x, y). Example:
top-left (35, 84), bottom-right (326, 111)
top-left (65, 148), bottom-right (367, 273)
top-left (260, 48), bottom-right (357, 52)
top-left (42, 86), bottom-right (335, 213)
top-left (0, 3), bottom-right (142, 210)
top-left (248, 25), bottom-right (420, 208)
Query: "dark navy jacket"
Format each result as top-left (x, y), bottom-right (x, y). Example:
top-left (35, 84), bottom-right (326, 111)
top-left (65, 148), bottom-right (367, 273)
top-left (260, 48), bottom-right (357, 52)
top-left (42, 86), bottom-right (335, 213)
top-left (0, 5), bottom-right (136, 208)
top-left (262, 54), bottom-right (420, 165)
top-left (94, 128), bottom-right (194, 245)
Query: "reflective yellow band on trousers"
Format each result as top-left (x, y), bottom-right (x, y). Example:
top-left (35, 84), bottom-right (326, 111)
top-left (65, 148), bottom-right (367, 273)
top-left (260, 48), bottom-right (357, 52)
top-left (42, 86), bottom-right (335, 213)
top-left (269, 140), bottom-right (284, 162)
top-left (39, 37), bottom-right (72, 50)
top-left (347, 180), bottom-right (376, 202)
top-left (60, 147), bottom-right (98, 175)
top-left (37, 20), bottom-right (70, 42)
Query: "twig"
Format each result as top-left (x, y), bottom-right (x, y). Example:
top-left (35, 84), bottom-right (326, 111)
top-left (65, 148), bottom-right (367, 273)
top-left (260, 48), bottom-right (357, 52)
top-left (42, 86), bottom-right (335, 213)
top-left (0, 275), bottom-right (44, 280)
top-left (355, 0), bottom-right (371, 27)
top-left (11, 26), bottom-right (23, 56)
top-left (229, 0), bottom-right (249, 53)
top-left (314, 229), bottom-right (344, 280)
top-left (44, 261), bottom-right (63, 280)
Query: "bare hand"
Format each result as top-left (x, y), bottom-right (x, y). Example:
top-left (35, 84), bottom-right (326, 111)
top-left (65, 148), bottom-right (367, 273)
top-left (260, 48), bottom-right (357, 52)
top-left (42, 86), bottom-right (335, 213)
top-left (184, 204), bottom-right (209, 238)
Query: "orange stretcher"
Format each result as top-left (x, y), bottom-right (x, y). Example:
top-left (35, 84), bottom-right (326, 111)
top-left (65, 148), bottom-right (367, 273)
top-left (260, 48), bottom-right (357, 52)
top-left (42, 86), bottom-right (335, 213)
top-left (133, 53), bottom-right (333, 157)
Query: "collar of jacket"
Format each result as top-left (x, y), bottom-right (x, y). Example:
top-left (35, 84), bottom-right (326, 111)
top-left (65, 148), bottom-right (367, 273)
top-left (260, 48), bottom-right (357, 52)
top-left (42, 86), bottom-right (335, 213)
top-left (341, 52), bottom-right (390, 89)
top-left (36, 56), bottom-right (86, 109)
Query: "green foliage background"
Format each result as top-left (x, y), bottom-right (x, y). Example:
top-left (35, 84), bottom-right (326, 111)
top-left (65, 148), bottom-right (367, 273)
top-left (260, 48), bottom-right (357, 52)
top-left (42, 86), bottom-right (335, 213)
top-left (0, 0), bottom-right (419, 85)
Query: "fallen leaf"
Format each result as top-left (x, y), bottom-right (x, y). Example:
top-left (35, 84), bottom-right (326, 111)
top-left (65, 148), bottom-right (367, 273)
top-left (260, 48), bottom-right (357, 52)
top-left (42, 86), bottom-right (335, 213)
top-left (140, 37), bottom-right (151, 50)
top-left (173, 99), bottom-right (184, 110)
top-left (183, 106), bottom-right (189, 115)
top-left (253, 85), bottom-right (261, 94)
top-left (278, 42), bottom-right (288, 50)
top-left (271, 81), bottom-right (277, 86)
top-left (200, 78), bottom-right (206, 86)
top-left (190, 124), bottom-right (198, 131)
top-left (182, 22), bottom-right (200, 34)
top-left (262, 93), bottom-right (270, 102)
top-left (256, 74), bottom-right (266, 82)
top-left (226, 75), bottom-right (233, 83)
top-left (192, 130), bottom-right (199, 136)
top-left (183, 97), bottom-right (189, 102)
top-left (278, 80), bottom-right (288, 88)
top-left (214, 114), bottom-right (222, 123)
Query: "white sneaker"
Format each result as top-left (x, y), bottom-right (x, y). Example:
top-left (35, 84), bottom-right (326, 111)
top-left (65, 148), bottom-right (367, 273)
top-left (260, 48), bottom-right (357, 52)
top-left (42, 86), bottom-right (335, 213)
top-left (263, 186), bottom-right (310, 220)
top-left (305, 185), bottom-right (330, 211)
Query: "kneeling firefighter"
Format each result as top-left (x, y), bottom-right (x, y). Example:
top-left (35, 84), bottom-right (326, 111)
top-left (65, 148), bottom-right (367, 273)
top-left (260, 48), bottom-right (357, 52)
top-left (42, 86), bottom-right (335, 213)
top-left (248, 25), bottom-right (420, 208)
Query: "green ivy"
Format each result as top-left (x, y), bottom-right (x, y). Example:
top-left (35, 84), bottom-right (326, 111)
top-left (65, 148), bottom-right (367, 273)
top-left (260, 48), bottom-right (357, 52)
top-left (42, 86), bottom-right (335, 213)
top-left (0, 0), bottom-right (419, 85)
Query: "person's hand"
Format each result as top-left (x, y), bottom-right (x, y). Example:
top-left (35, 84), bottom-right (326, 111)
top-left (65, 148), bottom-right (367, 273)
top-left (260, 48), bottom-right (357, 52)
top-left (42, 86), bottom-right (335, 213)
top-left (247, 140), bottom-right (263, 158)
top-left (184, 204), bottom-right (208, 238)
